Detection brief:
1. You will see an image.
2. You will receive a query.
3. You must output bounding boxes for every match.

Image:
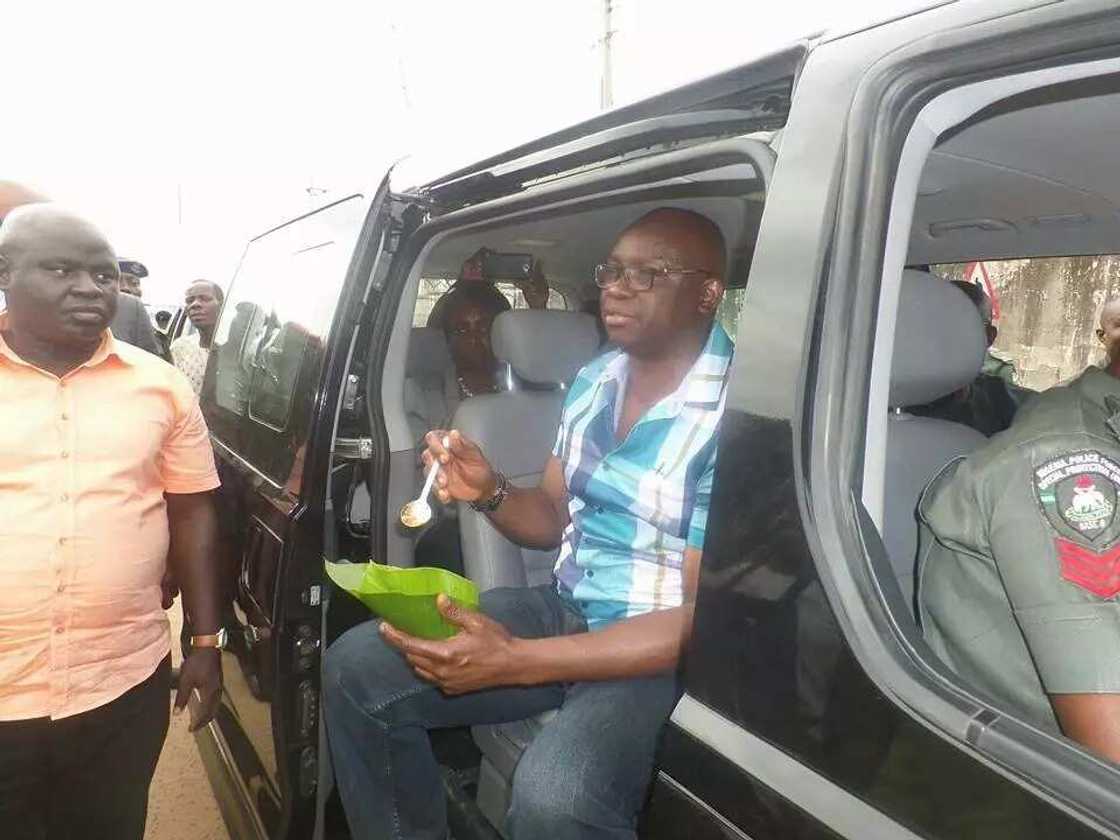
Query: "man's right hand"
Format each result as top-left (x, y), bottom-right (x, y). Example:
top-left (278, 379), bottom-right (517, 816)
top-left (423, 429), bottom-right (496, 505)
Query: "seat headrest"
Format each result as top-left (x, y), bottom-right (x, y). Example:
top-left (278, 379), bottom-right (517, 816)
top-left (406, 327), bottom-right (451, 378)
top-left (491, 310), bottom-right (602, 385)
top-left (890, 269), bottom-right (987, 407)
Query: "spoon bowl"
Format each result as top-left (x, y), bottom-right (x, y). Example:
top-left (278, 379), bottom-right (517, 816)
top-left (399, 498), bottom-right (433, 529)
top-left (399, 436), bottom-right (448, 528)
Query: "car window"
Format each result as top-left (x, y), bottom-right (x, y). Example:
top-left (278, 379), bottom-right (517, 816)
top-left (931, 257), bottom-right (1117, 391)
top-left (205, 195), bottom-right (366, 488)
top-left (717, 287), bottom-right (745, 343)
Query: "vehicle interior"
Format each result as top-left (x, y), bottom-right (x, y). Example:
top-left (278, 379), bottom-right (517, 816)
top-left (865, 63), bottom-right (1120, 777)
top-left (323, 151), bottom-right (767, 836)
top-left (315, 62), bottom-right (1120, 838)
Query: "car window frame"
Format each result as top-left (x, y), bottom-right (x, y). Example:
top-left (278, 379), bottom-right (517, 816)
top-left (805, 14), bottom-right (1120, 832)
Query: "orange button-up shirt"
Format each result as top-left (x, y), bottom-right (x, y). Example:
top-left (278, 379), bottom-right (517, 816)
top-left (0, 316), bottom-right (220, 720)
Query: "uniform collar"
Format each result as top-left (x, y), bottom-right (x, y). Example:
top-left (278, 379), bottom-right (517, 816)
top-left (0, 311), bottom-right (133, 374)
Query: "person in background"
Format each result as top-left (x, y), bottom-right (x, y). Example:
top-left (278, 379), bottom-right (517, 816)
top-left (117, 259), bottom-right (146, 298)
top-left (324, 208), bottom-right (731, 840)
top-left (919, 294), bottom-right (1120, 766)
top-left (426, 248), bottom-right (551, 330)
top-left (428, 250), bottom-right (553, 399)
top-left (909, 279), bottom-right (1022, 436)
top-left (439, 281), bottom-right (514, 398)
top-left (0, 181), bottom-right (47, 311)
top-left (171, 279), bottom-right (224, 395)
top-left (0, 204), bottom-right (224, 839)
top-left (1096, 297), bottom-right (1120, 363)
top-left (109, 259), bottom-right (161, 355)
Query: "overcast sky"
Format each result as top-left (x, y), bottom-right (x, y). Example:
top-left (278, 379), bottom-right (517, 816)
top-left (6, 0), bottom-right (925, 305)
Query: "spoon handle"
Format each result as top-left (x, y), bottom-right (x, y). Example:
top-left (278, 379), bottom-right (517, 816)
top-left (419, 458), bottom-right (441, 501)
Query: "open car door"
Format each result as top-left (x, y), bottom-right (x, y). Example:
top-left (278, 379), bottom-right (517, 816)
top-left (195, 173), bottom-right (421, 840)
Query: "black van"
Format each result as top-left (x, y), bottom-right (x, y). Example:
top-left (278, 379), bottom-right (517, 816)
top-left (193, 1), bottom-right (1120, 837)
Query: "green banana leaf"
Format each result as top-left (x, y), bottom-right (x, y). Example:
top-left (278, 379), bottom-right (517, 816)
top-left (325, 561), bottom-right (480, 640)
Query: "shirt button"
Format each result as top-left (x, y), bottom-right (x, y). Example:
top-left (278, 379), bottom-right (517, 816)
top-left (586, 569), bottom-right (595, 578)
top-left (55, 626), bottom-right (64, 634)
top-left (60, 451), bottom-right (70, 459)
top-left (60, 413), bottom-right (69, 421)
top-left (60, 493), bottom-right (69, 502)
top-left (58, 537), bottom-right (67, 545)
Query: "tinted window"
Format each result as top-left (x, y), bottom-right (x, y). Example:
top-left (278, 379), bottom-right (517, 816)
top-left (204, 195), bottom-right (366, 490)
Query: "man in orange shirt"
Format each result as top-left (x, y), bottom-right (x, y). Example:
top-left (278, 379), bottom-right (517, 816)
top-left (0, 204), bottom-right (224, 840)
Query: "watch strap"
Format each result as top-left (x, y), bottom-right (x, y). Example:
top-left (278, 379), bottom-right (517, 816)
top-left (190, 630), bottom-right (226, 649)
top-left (469, 471), bottom-right (509, 513)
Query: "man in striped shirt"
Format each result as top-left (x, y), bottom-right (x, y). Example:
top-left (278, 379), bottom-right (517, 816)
top-left (325, 208), bottom-right (731, 840)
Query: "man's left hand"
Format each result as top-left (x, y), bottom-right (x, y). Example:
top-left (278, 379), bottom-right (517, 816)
top-left (174, 648), bottom-right (223, 732)
top-left (380, 595), bottom-right (521, 695)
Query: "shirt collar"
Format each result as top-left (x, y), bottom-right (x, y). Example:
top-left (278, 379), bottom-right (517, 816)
top-left (0, 311), bottom-right (133, 373)
top-left (596, 321), bottom-right (734, 419)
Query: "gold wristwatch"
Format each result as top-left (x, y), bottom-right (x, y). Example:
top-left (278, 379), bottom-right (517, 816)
top-left (190, 628), bottom-right (228, 650)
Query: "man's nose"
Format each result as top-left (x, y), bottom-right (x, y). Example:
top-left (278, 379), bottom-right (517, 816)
top-left (601, 281), bottom-right (635, 301)
top-left (71, 271), bottom-right (104, 296)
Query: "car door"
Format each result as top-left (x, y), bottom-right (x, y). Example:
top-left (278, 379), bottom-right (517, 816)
top-left (642, 2), bottom-right (1120, 839)
top-left (195, 181), bottom-right (413, 840)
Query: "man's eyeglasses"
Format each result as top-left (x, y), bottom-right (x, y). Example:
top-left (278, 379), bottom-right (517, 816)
top-left (593, 263), bottom-right (711, 291)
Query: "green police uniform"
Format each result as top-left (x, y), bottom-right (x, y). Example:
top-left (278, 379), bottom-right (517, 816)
top-left (981, 350), bottom-right (1019, 385)
top-left (918, 366), bottom-right (1120, 735)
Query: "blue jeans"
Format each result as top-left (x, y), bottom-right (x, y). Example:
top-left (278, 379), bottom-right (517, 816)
top-left (323, 585), bottom-right (679, 840)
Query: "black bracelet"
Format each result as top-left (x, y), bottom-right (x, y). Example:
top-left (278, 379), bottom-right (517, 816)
top-left (470, 471), bottom-right (509, 513)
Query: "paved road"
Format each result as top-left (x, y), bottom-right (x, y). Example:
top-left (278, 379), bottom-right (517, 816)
top-left (144, 603), bottom-right (229, 840)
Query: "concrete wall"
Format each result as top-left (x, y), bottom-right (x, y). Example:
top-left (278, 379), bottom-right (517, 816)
top-left (936, 257), bottom-right (1120, 391)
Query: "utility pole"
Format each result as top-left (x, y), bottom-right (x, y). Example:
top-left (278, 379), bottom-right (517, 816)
top-left (600, 0), bottom-right (615, 110)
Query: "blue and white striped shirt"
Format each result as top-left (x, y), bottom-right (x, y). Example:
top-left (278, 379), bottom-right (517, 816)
top-left (552, 322), bottom-right (733, 628)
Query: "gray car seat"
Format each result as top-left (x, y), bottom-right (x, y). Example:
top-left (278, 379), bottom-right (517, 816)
top-left (884, 269), bottom-right (988, 612)
top-left (449, 309), bottom-right (601, 834)
top-left (404, 327), bottom-right (457, 446)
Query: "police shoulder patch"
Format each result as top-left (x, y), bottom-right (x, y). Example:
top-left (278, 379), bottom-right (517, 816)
top-left (1035, 450), bottom-right (1120, 545)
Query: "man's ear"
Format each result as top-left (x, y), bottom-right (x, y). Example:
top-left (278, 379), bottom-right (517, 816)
top-left (1098, 328), bottom-right (1107, 347)
top-left (698, 276), bottom-right (725, 316)
top-left (985, 324), bottom-right (998, 348)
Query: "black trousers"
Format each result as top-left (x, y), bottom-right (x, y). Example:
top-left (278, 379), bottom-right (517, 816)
top-left (0, 656), bottom-right (171, 840)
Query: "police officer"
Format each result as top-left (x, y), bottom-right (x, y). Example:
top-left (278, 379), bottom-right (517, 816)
top-left (909, 280), bottom-right (1023, 436)
top-left (918, 298), bottom-right (1120, 764)
top-left (118, 258), bottom-right (147, 298)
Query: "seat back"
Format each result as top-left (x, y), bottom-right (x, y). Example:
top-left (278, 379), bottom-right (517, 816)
top-left (452, 310), bottom-right (602, 591)
top-left (885, 270), bottom-right (987, 611)
top-left (404, 327), bottom-right (455, 445)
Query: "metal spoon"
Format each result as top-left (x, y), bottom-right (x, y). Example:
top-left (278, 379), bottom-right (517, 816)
top-left (400, 437), bottom-right (448, 528)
